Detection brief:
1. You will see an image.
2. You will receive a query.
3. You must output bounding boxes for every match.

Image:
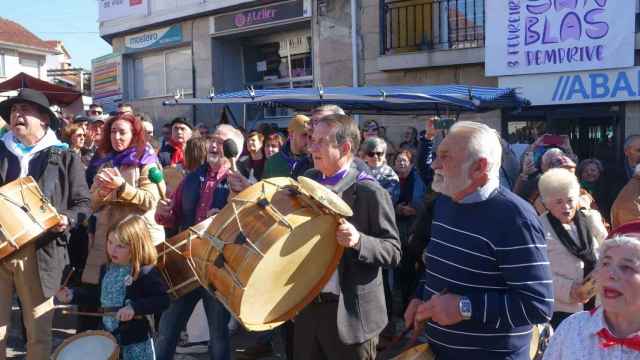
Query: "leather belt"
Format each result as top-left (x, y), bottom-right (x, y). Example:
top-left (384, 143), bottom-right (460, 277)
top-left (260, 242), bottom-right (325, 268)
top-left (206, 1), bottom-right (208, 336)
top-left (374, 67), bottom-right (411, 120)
top-left (313, 292), bottom-right (339, 304)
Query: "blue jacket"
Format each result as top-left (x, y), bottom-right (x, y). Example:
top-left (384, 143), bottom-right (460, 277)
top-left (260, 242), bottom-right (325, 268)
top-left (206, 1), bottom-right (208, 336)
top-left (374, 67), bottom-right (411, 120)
top-left (178, 164), bottom-right (230, 231)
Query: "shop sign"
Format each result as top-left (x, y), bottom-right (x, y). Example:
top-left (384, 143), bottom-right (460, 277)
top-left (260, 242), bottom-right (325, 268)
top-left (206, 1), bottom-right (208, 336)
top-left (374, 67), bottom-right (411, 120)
top-left (98, 0), bottom-right (149, 22)
top-left (91, 53), bottom-right (123, 111)
top-left (211, 0), bottom-right (311, 34)
top-left (486, 0), bottom-right (635, 76)
top-left (124, 25), bottom-right (183, 53)
top-left (499, 67), bottom-right (640, 106)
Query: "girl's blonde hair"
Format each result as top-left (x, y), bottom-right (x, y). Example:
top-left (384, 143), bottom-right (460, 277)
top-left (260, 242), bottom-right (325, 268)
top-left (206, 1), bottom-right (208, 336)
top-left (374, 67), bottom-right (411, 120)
top-left (107, 215), bottom-right (157, 280)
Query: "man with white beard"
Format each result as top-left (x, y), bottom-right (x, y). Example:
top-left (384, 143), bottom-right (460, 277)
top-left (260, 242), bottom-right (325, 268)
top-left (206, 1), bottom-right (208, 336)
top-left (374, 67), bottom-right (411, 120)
top-left (404, 121), bottom-right (554, 360)
top-left (155, 124), bottom-right (243, 360)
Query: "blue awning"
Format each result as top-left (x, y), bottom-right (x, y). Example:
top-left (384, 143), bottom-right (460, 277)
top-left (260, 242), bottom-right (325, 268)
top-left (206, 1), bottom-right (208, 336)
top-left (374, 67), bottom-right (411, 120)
top-left (163, 85), bottom-right (528, 115)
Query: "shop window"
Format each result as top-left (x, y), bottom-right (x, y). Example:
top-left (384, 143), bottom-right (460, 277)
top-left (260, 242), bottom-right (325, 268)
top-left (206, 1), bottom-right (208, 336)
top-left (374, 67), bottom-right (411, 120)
top-left (133, 47), bottom-right (192, 99)
top-left (246, 35), bottom-right (312, 87)
top-left (382, 0), bottom-right (484, 54)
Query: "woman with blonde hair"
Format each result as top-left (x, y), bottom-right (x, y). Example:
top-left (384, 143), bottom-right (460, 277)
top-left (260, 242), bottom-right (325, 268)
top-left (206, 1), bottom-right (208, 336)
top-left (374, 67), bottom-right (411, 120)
top-left (538, 168), bottom-right (608, 329)
top-left (57, 215), bottom-right (169, 359)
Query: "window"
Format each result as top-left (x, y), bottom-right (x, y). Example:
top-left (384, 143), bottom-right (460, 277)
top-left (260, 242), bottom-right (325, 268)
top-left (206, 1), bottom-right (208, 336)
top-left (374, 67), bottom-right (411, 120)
top-left (382, 0), bottom-right (485, 54)
top-left (19, 55), bottom-right (41, 78)
top-left (133, 47), bottom-right (192, 99)
top-left (0, 54), bottom-right (5, 78)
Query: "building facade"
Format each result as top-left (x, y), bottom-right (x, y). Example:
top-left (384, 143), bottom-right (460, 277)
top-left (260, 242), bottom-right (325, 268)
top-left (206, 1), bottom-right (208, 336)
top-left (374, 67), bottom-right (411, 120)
top-left (97, 0), bottom-right (640, 168)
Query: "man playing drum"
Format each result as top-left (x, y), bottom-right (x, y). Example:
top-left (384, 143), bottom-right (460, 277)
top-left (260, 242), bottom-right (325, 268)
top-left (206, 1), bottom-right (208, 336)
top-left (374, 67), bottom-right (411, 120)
top-left (155, 124), bottom-right (244, 360)
top-left (298, 114), bottom-right (401, 359)
top-left (404, 121), bottom-right (554, 359)
top-left (0, 89), bottom-right (90, 359)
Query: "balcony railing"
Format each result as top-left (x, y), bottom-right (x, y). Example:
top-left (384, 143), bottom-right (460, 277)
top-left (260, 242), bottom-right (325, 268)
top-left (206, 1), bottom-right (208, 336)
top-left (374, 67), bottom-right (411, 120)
top-left (381, 0), bottom-right (485, 55)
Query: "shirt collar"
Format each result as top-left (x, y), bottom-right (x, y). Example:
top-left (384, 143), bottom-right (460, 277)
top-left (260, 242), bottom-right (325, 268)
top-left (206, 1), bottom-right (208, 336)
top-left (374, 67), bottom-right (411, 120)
top-left (589, 306), bottom-right (640, 339)
top-left (207, 163), bottom-right (229, 180)
top-left (320, 161), bottom-right (352, 186)
top-left (459, 176), bottom-right (500, 204)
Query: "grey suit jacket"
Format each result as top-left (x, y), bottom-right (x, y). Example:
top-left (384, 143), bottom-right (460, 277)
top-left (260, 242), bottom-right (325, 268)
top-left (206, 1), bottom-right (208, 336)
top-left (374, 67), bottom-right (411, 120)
top-left (305, 164), bottom-right (401, 344)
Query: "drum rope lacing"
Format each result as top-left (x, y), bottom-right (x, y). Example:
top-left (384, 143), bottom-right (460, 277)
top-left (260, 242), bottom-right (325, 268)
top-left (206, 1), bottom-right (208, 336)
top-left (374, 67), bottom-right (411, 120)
top-left (158, 226), bottom-right (202, 296)
top-left (0, 182), bottom-right (48, 249)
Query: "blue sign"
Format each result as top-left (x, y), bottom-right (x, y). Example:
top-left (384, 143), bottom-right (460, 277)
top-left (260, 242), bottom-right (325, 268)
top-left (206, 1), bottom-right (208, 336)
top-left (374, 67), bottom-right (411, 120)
top-left (124, 24), bottom-right (183, 53)
top-left (499, 67), bottom-right (640, 106)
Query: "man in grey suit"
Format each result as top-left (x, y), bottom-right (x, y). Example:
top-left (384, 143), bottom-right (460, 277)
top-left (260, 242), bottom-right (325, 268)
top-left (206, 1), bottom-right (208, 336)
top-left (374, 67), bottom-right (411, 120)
top-left (296, 113), bottom-right (401, 359)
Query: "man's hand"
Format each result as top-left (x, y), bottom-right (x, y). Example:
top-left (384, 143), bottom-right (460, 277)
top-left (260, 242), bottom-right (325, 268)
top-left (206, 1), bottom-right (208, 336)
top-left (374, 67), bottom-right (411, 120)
top-left (228, 171), bottom-right (251, 193)
top-left (156, 198), bottom-right (173, 218)
top-left (52, 215), bottom-right (69, 233)
top-left (336, 220), bottom-right (360, 248)
top-left (116, 305), bottom-right (135, 322)
top-left (206, 207), bottom-right (220, 218)
top-left (416, 293), bottom-right (464, 326)
top-left (404, 298), bottom-right (422, 329)
top-left (424, 117), bottom-right (439, 140)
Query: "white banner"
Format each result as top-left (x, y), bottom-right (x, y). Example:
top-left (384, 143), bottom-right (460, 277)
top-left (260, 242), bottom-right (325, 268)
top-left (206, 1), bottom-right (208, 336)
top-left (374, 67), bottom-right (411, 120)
top-left (486, 0), bottom-right (635, 76)
top-left (98, 0), bottom-right (149, 22)
top-left (499, 67), bottom-right (640, 105)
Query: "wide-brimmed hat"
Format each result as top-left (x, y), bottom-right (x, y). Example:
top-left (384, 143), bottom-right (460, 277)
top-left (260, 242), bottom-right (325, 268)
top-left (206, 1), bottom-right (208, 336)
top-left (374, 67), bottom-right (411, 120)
top-left (0, 88), bottom-right (59, 131)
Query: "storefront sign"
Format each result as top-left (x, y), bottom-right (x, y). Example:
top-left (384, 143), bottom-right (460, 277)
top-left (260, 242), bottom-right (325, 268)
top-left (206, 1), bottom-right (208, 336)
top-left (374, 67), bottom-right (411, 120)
top-left (91, 53), bottom-right (123, 111)
top-left (499, 67), bottom-right (640, 105)
top-left (98, 0), bottom-right (149, 22)
top-left (124, 25), bottom-right (183, 53)
top-left (486, 0), bottom-right (635, 76)
top-left (211, 0), bottom-right (311, 35)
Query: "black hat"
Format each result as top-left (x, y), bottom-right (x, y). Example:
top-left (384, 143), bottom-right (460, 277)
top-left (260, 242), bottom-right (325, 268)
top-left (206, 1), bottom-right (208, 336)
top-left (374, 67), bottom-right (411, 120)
top-left (0, 89), bottom-right (60, 131)
top-left (73, 115), bottom-right (90, 124)
top-left (170, 117), bottom-right (193, 130)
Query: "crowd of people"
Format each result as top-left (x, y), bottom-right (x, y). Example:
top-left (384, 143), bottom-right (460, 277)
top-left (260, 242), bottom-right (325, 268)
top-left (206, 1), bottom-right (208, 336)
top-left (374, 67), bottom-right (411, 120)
top-left (0, 88), bottom-right (639, 360)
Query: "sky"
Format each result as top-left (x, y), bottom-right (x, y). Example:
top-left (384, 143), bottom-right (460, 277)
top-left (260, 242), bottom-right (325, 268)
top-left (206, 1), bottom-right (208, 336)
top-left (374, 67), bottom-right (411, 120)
top-left (3, 0), bottom-right (112, 69)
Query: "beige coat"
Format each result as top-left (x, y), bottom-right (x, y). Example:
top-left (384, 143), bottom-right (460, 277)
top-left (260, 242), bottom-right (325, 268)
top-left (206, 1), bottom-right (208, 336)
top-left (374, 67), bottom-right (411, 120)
top-left (539, 209), bottom-right (607, 314)
top-left (611, 175), bottom-right (640, 229)
top-left (82, 162), bottom-right (166, 284)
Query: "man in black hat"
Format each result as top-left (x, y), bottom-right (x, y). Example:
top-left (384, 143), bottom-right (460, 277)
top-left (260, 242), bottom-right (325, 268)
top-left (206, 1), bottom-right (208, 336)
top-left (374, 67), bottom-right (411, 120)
top-left (158, 117), bottom-right (193, 167)
top-left (0, 88), bottom-right (90, 359)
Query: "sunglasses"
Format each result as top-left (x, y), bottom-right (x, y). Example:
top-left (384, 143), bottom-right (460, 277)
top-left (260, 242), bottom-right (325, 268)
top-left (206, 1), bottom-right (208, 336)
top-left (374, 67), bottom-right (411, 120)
top-left (367, 151), bottom-right (385, 157)
top-left (89, 110), bottom-right (103, 115)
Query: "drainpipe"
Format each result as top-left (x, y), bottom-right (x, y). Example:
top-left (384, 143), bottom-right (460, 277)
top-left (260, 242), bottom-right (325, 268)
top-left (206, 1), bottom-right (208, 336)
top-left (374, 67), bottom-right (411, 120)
top-left (351, 0), bottom-right (360, 124)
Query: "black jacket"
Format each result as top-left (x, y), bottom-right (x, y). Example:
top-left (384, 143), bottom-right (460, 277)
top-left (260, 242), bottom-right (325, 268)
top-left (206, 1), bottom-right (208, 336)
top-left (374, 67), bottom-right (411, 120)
top-left (305, 164), bottom-right (401, 344)
top-left (0, 141), bottom-right (90, 298)
top-left (158, 142), bottom-right (176, 167)
top-left (72, 265), bottom-right (170, 346)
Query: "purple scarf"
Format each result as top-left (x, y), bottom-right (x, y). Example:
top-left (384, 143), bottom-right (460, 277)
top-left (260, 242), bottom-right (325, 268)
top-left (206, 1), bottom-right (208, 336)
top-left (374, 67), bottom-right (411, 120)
top-left (91, 145), bottom-right (158, 169)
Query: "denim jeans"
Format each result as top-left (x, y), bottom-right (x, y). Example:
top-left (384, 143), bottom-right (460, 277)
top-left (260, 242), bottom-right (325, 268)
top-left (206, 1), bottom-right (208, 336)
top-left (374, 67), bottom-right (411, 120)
top-left (156, 287), bottom-right (231, 360)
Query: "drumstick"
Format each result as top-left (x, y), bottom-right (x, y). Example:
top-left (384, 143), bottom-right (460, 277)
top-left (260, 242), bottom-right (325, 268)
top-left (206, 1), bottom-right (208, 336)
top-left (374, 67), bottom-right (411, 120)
top-left (148, 166), bottom-right (167, 201)
top-left (61, 309), bottom-right (143, 319)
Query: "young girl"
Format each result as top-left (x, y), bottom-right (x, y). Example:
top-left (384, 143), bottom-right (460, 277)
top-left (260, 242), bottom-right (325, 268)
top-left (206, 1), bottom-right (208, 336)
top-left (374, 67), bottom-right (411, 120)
top-left (57, 215), bottom-right (170, 359)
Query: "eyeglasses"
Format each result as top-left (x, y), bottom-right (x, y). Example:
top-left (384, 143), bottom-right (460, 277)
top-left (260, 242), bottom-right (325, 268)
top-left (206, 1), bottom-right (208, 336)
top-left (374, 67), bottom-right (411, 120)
top-left (367, 151), bottom-right (385, 157)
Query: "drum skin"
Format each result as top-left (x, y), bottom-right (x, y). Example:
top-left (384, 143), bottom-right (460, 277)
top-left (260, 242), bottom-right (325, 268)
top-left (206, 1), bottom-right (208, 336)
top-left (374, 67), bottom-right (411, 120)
top-left (192, 177), bottom-right (344, 331)
top-left (51, 330), bottom-right (119, 360)
top-left (0, 176), bottom-right (61, 260)
top-left (156, 217), bottom-right (213, 300)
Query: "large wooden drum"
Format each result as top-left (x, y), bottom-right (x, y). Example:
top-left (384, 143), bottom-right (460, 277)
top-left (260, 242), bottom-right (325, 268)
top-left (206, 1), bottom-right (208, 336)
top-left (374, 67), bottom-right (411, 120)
top-left (156, 217), bottom-right (213, 300)
top-left (52, 330), bottom-right (119, 360)
top-left (190, 177), bottom-right (351, 330)
top-left (0, 177), bottom-right (61, 260)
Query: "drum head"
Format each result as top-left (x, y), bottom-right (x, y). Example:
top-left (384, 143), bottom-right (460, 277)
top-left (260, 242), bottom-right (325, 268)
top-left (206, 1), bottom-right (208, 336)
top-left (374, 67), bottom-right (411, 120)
top-left (297, 176), bottom-right (353, 217)
top-left (53, 331), bottom-right (118, 360)
top-left (238, 213), bottom-right (343, 329)
top-left (391, 343), bottom-right (435, 360)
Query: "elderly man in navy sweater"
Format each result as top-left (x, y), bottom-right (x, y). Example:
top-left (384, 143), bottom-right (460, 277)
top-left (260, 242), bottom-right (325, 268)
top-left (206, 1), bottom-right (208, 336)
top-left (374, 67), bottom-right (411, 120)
top-left (404, 121), bottom-right (553, 359)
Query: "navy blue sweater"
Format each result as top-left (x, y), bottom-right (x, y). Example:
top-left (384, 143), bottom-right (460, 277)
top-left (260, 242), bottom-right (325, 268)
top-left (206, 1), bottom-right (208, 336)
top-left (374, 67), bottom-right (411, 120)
top-left (418, 188), bottom-right (553, 358)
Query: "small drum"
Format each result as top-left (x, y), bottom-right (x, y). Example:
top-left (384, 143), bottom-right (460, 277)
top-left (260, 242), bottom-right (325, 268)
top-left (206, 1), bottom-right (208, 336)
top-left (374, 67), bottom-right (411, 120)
top-left (156, 217), bottom-right (213, 300)
top-left (52, 330), bottom-right (119, 360)
top-left (391, 343), bottom-right (436, 360)
top-left (0, 177), bottom-right (61, 260)
top-left (191, 177), bottom-right (351, 330)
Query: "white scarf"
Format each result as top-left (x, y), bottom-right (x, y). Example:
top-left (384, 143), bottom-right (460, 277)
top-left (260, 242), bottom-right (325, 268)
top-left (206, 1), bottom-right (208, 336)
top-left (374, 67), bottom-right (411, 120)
top-left (2, 129), bottom-right (66, 178)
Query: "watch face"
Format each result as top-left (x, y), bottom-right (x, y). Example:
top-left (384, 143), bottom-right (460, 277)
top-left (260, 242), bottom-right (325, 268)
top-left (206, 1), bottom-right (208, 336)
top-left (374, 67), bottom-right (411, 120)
top-left (460, 298), bottom-right (472, 319)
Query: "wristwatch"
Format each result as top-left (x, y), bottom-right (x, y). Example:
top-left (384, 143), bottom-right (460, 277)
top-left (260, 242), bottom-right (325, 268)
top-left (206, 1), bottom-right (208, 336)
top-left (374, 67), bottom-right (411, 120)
top-left (459, 296), bottom-right (472, 320)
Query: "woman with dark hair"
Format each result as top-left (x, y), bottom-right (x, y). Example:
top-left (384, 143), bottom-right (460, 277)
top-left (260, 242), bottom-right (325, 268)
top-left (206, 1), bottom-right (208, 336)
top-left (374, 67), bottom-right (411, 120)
top-left (83, 113), bottom-right (166, 287)
top-left (392, 149), bottom-right (427, 309)
top-left (264, 132), bottom-right (284, 158)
